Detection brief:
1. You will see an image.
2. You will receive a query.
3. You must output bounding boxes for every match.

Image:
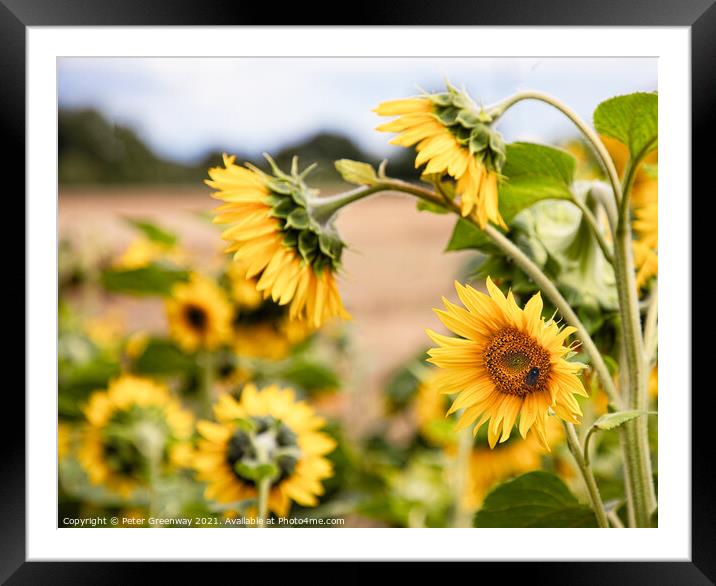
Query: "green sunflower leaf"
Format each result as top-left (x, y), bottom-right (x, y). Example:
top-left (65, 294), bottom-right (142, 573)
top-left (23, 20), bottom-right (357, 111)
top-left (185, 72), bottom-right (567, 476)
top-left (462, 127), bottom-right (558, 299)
top-left (591, 410), bottom-right (652, 432)
top-left (133, 338), bottom-right (195, 375)
top-left (473, 471), bottom-right (598, 528)
top-left (100, 264), bottom-right (190, 296)
top-left (593, 92), bottom-right (658, 160)
top-left (125, 218), bottom-right (178, 246)
top-left (445, 142), bottom-right (576, 253)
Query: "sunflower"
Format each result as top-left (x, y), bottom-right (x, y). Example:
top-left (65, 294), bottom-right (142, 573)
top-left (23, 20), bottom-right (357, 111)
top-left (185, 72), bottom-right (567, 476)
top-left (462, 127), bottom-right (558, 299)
top-left (195, 384), bottom-right (335, 517)
top-left (78, 375), bottom-right (194, 498)
top-left (375, 84), bottom-right (507, 229)
top-left (58, 421), bottom-right (72, 460)
top-left (165, 273), bottom-right (232, 353)
top-left (226, 258), bottom-right (263, 310)
top-left (602, 135), bottom-right (658, 288)
top-left (462, 430), bottom-right (553, 510)
top-left (225, 258), bottom-right (313, 360)
top-left (114, 235), bottom-right (186, 270)
top-left (426, 278), bottom-right (587, 450)
top-left (207, 154), bottom-right (350, 328)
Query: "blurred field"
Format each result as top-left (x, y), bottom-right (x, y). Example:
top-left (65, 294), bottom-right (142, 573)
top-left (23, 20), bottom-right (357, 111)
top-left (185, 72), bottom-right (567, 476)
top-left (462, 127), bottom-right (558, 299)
top-left (59, 186), bottom-right (471, 435)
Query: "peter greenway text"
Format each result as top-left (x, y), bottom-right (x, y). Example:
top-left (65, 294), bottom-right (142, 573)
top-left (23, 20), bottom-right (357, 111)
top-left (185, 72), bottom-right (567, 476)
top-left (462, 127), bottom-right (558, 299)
top-left (60, 516), bottom-right (346, 527)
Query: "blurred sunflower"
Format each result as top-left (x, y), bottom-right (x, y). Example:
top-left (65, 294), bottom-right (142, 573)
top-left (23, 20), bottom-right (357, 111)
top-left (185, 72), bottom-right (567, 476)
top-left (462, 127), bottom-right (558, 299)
top-left (375, 84), bottom-right (507, 228)
top-left (426, 278), bottom-right (587, 450)
top-left (165, 273), bottom-right (232, 353)
top-left (195, 384), bottom-right (335, 517)
top-left (414, 371), bottom-right (457, 447)
top-left (58, 421), bottom-right (72, 460)
top-left (602, 135), bottom-right (658, 289)
top-left (78, 375), bottom-right (194, 498)
top-left (226, 259), bottom-right (263, 310)
top-left (462, 432), bottom-right (551, 510)
top-left (114, 235), bottom-right (186, 270)
top-left (226, 259), bottom-right (313, 360)
top-left (207, 154), bottom-right (350, 328)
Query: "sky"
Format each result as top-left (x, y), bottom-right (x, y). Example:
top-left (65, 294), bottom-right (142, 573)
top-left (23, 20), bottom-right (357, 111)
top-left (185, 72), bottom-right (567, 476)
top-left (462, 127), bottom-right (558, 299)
top-left (58, 57), bottom-right (657, 164)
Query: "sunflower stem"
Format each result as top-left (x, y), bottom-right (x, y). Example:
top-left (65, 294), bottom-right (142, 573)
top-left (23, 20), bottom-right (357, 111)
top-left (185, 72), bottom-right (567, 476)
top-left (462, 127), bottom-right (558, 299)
top-left (563, 421), bottom-right (609, 528)
top-left (453, 427), bottom-right (473, 528)
top-left (488, 91), bottom-right (621, 224)
top-left (257, 476), bottom-right (271, 528)
top-left (198, 350), bottom-right (215, 419)
top-left (613, 159), bottom-right (657, 528)
top-left (308, 185), bottom-right (384, 224)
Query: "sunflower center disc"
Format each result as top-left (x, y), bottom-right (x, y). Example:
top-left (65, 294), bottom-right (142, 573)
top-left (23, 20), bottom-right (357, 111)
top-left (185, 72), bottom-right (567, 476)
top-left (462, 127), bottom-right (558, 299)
top-left (184, 305), bottom-right (208, 331)
top-left (484, 327), bottom-right (551, 397)
top-left (226, 416), bottom-right (300, 485)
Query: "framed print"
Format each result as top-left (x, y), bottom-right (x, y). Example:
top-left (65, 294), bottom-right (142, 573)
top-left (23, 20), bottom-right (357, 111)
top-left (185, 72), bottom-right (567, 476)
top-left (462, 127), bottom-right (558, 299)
top-left (4, 0), bottom-right (713, 581)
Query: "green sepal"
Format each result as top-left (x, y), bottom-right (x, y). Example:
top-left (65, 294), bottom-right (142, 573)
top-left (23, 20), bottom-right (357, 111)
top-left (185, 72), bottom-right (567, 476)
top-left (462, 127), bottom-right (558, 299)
top-left (270, 198), bottom-right (295, 219)
top-left (285, 208), bottom-right (310, 230)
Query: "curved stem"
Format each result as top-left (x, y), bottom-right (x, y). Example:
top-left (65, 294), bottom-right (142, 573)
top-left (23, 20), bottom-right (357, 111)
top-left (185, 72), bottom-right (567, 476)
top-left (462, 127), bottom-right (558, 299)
top-left (563, 421), bottom-right (609, 528)
top-left (309, 184), bottom-right (384, 224)
top-left (490, 91), bottom-right (622, 215)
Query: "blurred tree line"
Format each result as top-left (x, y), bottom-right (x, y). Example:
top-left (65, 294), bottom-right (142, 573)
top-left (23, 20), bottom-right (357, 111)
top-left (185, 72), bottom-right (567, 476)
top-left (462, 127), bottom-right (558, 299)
top-left (59, 109), bottom-right (420, 186)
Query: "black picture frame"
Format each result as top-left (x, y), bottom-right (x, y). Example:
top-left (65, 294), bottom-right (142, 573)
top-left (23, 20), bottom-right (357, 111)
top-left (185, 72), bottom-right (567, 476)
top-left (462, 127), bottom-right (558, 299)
top-left (4, 0), bottom-right (711, 582)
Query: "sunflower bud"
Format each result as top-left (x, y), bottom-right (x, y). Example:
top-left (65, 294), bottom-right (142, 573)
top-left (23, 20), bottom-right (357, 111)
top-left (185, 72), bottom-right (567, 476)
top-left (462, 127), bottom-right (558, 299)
top-left (334, 159), bottom-right (379, 186)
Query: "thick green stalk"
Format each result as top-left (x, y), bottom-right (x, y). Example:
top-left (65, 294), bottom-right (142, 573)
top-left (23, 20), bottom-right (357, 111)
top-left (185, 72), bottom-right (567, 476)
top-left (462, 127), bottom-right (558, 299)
top-left (257, 477), bottom-right (271, 528)
top-left (564, 421), bottom-right (609, 528)
top-left (613, 160), bottom-right (657, 527)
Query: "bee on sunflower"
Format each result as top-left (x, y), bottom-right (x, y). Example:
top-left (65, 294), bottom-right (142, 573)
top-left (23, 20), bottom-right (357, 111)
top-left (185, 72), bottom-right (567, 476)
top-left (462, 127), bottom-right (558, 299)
top-left (375, 83), bottom-right (507, 229)
top-left (165, 272), bottom-right (233, 353)
top-left (78, 375), bottom-right (194, 498)
top-left (426, 278), bottom-right (587, 450)
top-left (195, 383), bottom-right (335, 518)
top-left (207, 155), bottom-right (350, 328)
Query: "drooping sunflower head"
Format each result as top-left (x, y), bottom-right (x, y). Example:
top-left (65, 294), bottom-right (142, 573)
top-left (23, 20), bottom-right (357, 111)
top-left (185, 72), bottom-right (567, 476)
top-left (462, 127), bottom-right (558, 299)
top-left (375, 83), bottom-right (507, 228)
top-left (195, 384), bottom-right (336, 517)
top-left (207, 154), bottom-right (350, 328)
top-left (426, 278), bottom-right (587, 450)
top-left (78, 375), bottom-right (194, 498)
top-left (165, 272), bottom-right (233, 353)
